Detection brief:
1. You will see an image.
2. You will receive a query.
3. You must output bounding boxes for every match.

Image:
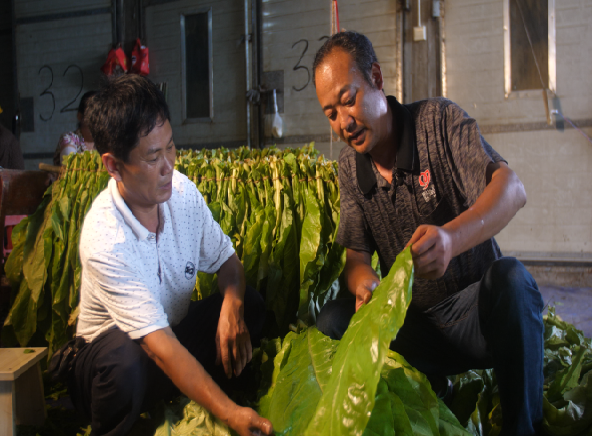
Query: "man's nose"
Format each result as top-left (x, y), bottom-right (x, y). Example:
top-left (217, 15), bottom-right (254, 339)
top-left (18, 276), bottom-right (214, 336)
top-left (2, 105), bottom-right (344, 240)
top-left (339, 111), bottom-right (354, 132)
top-left (162, 154), bottom-right (174, 174)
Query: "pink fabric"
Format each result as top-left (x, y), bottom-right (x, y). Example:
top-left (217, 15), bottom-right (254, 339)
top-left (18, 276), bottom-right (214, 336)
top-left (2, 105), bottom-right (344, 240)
top-left (53, 129), bottom-right (91, 165)
top-left (5, 215), bottom-right (27, 226)
top-left (4, 215), bottom-right (27, 256)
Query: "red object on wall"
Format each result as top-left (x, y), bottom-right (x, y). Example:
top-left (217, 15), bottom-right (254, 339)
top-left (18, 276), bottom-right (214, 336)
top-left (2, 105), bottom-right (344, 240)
top-left (131, 39), bottom-right (150, 76)
top-left (101, 46), bottom-right (129, 76)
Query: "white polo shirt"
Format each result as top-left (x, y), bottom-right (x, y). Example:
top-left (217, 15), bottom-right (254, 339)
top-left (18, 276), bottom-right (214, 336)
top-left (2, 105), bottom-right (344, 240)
top-left (76, 170), bottom-right (235, 342)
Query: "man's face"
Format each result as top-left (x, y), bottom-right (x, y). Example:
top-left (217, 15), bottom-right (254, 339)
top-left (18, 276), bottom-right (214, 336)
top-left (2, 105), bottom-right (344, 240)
top-left (115, 119), bottom-right (176, 209)
top-left (315, 49), bottom-right (389, 155)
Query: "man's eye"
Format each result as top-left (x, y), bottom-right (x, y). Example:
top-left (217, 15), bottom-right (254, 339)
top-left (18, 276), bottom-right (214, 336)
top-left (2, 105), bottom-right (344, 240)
top-left (345, 97), bottom-right (355, 106)
top-left (327, 112), bottom-right (336, 121)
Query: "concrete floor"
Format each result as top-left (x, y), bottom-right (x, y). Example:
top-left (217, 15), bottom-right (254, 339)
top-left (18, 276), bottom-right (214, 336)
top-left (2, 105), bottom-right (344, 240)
top-left (539, 285), bottom-right (592, 338)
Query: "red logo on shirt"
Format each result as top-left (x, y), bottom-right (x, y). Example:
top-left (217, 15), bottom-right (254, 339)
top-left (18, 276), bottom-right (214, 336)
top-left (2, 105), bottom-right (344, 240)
top-left (419, 170), bottom-right (431, 189)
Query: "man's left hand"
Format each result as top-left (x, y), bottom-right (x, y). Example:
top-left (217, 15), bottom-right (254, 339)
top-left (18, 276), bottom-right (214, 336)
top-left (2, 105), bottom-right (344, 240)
top-left (406, 225), bottom-right (454, 280)
top-left (216, 294), bottom-right (252, 379)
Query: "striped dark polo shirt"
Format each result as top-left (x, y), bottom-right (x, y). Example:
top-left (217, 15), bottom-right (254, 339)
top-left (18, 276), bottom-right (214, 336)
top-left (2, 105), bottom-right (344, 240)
top-left (336, 96), bottom-right (506, 312)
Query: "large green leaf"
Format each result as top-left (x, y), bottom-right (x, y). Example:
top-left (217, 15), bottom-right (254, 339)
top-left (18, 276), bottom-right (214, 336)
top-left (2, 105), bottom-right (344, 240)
top-left (4, 216), bottom-right (29, 286)
top-left (259, 248), bottom-right (414, 435)
top-left (543, 370), bottom-right (591, 435)
top-left (546, 346), bottom-right (587, 403)
top-left (15, 193), bottom-right (53, 346)
top-left (256, 206), bottom-right (276, 291)
top-left (363, 379), bottom-right (397, 436)
top-left (258, 328), bottom-right (338, 436)
top-left (154, 397), bottom-right (230, 436)
top-left (380, 351), bottom-right (440, 436)
top-left (304, 247), bottom-right (413, 435)
top-left (298, 188), bottom-right (323, 322)
top-left (242, 206), bottom-right (265, 288)
top-left (266, 194), bottom-right (299, 330)
top-left (437, 399), bottom-right (470, 436)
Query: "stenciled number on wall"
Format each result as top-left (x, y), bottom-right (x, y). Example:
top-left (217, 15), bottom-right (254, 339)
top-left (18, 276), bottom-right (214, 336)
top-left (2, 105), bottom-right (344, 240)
top-left (60, 65), bottom-right (84, 113)
top-left (37, 64), bottom-right (85, 121)
top-left (291, 36), bottom-right (329, 92)
top-left (38, 65), bottom-right (55, 121)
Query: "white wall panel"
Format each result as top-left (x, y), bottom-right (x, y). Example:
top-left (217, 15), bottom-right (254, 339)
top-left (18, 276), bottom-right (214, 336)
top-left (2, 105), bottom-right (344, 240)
top-left (15, 12), bottom-right (112, 167)
top-left (445, 0), bottom-right (592, 257)
top-left (146, 0), bottom-right (247, 147)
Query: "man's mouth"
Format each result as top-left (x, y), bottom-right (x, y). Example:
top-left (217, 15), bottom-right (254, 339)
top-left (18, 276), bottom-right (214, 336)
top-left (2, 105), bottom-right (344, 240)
top-left (347, 128), bottom-right (365, 145)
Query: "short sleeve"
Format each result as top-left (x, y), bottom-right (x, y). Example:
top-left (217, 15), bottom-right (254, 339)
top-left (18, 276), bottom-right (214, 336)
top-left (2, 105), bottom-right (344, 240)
top-left (194, 187), bottom-right (235, 274)
top-left (442, 102), bottom-right (506, 207)
top-left (58, 132), bottom-right (75, 148)
top-left (86, 251), bottom-right (169, 339)
top-left (335, 149), bottom-right (373, 253)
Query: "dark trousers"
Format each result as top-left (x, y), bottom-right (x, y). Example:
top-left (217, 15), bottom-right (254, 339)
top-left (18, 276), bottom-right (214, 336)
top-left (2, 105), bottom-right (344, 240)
top-left (68, 286), bottom-right (266, 436)
top-left (316, 258), bottom-right (544, 435)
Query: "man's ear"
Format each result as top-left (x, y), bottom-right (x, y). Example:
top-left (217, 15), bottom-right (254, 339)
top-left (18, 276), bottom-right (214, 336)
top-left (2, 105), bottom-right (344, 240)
top-left (370, 62), bottom-right (383, 91)
top-left (102, 153), bottom-right (123, 182)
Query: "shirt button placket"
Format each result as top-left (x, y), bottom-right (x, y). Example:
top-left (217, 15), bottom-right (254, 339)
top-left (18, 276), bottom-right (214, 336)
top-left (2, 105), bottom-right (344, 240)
top-left (148, 233), bottom-right (162, 284)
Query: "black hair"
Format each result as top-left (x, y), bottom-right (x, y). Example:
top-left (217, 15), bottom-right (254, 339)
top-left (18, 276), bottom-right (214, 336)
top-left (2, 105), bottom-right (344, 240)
top-left (77, 90), bottom-right (97, 116)
top-left (86, 74), bottom-right (170, 162)
top-left (312, 31), bottom-right (378, 87)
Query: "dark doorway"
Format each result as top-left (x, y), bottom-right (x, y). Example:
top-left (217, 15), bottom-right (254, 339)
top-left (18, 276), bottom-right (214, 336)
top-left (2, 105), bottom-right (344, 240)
top-left (0, 0), bottom-right (16, 133)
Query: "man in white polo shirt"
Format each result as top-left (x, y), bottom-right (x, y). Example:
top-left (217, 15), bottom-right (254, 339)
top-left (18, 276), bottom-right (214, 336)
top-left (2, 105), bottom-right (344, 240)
top-left (66, 75), bottom-right (273, 436)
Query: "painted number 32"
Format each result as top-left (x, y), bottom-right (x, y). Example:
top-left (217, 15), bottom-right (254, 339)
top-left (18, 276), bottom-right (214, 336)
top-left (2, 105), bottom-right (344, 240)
top-left (38, 64), bottom-right (84, 121)
top-left (291, 36), bottom-right (329, 92)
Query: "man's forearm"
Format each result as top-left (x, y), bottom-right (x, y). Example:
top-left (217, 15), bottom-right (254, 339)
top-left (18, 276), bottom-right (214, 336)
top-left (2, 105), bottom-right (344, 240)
top-left (217, 253), bottom-right (246, 301)
top-left (444, 162), bottom-right (526, 257)
top-left (140, 329), bottom-right (236, 424)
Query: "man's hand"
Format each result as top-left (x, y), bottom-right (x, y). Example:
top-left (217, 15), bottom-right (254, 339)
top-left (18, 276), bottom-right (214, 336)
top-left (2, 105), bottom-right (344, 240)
top-left (216, 294), bottom-right (252, 378)
top-left (406, 225), bottom-right (454, 280)
top-left (344, 249), bottom-right (380, 312)
top-left (354, 279), bottom-right (378, 312)
top-left (228, 406), bottom-right (274, 436)
top-left (140, 329), bottom-right (271, 436)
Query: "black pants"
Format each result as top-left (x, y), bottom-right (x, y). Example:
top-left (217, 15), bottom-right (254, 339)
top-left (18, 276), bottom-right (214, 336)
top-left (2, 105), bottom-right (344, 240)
top-left (316, 258), bottom-right (544, 435)
top-left (68, 286), bottom-right (266, 436)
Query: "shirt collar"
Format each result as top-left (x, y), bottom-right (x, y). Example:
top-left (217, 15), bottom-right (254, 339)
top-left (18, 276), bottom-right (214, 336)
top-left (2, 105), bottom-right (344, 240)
top-left (109, 178), bottom-right (165, 241)
top-left (356, 95), bottom-right (417, 195)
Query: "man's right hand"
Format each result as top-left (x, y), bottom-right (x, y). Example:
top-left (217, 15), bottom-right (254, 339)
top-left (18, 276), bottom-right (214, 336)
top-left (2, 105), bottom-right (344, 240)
top-left (354, 278), bottom-right (378, 312)
top-left (228, 406), bottom-right (274, 436)
top-left (345, 249), bottom-right (381, 312)
top-left (140, 329), bottom-right (274, 436)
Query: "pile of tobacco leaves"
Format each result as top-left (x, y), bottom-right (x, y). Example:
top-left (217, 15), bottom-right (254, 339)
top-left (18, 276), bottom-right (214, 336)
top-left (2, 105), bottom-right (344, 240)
top-left (3, 145), bottom-right (591, 435)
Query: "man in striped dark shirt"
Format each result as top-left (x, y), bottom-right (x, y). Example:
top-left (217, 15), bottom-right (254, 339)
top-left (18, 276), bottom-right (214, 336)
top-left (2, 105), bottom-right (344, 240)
top-left (313, 31), bottom-right (544, 435)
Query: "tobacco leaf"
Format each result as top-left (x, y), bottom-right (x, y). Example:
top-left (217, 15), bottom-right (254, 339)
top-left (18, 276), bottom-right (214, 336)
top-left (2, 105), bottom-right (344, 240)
top-left (258, 328), bottom-right (338, 436)
top-left (258, 248), bottom-right (416, 436)
top-left (305, 247), bottom-right (413, 435)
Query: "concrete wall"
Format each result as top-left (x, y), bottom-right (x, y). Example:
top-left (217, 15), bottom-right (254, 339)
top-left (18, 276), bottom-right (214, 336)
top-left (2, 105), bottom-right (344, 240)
top-left (261, 0), bottom-right (400, 160)
top-left (445, 0), bottom-right (591, 260)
